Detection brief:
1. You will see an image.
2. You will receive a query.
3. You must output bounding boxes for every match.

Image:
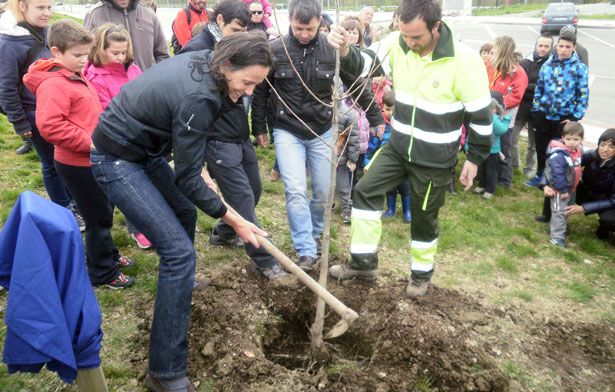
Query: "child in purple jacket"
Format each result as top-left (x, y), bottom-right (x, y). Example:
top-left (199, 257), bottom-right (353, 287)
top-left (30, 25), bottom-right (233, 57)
top-left (84, 24), bottom-right (150, 250)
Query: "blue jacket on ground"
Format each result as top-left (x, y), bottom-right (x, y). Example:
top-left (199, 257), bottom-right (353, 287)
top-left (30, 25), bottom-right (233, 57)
top-left (0, 191), bottom-right (103, 384)
top-left (532, 52), bottom-right (589, 121)
top-left (0, 10), bottom-right (51, 134)
top-left (490, 113), bottom-right (511, 154)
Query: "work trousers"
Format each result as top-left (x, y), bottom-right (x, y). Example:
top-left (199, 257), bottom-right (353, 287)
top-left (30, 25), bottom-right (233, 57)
top-left (349, 143), bottom-right (449, 281)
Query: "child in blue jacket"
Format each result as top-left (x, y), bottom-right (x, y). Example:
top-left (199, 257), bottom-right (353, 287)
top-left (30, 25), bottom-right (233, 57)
top-left (473, 92), bottom-right (511, 200)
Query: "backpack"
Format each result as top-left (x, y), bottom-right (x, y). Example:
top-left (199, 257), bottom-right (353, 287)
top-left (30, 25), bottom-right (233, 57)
top-left (170, 6), bottom-right (191, 55)
top-left (0, 38), bottom-right (44, 116)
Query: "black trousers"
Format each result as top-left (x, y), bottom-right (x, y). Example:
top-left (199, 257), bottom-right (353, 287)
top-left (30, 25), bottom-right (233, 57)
top-left (497, 128), bottom-right (513, 187)
top-left (54, 160), bottom-right (120, 285)
top-left (478, 153), bottom-right (499, 194)
top-left (576, 182), bottom-right (615, 227)
top-left (533, 111), bottom-right (575, 177)
top-left (205, 139), bottom-right (276, 268)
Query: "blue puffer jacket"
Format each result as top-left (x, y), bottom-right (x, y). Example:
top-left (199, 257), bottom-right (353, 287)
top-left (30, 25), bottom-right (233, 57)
top-left (364, 120), bottom-right (390, 167)
top-left (0, 10), bottom-right (51, 134)
top-left (532, 52), bottom-right (589, 121)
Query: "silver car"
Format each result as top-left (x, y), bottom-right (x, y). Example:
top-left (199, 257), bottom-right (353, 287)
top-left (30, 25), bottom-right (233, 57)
top-left (541, 2), bottom-right (579, 34)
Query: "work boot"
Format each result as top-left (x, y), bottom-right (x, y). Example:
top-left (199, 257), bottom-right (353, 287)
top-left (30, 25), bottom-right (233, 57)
top-left (314, 237), bottom-right (322, 256)
top-left (297, 255), bottom-right (317, 272)
top-left (401, 195), bottom-right (411, 223)
top-left (382, 194), bottom-right (396, 218)
top-left (145, 374), bottom-right (196, 392)
top-left (342, 210), bottom-right (351, 224)
top-left (209, 229), bottom-right (245, 247)
top-left (405, 279), bottom-right (429, 298)
top-left (252, 263), bottom-right (289, 279)
top-left (15, 139), bottom-right (32, 155)
top-left (329, 264), bottom-right (377, 281)
top-left (193, 277), bottom-right (212, 292)
top-left (269, 168), bottom-right (280, 182)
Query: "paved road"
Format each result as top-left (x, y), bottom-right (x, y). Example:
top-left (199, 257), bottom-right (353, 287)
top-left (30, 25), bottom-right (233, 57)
top-left (56, 5), bottom-right (614, 143)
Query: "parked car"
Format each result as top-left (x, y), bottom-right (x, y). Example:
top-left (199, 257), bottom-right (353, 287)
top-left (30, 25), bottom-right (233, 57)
top-left (541, 2), bottom-right (579, 34)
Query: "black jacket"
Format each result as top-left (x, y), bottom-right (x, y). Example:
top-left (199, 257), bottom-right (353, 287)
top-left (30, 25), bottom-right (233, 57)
top-left (251, 29), bottom-right (383, 139)
top-left (92, 50), bottom-right (227, 219)
top-left (179, 25), bottom-right (216, 54)
top-left (578, 150), bottom-right (615, 215)
top-left (519, 51), bottom-right (551, 102)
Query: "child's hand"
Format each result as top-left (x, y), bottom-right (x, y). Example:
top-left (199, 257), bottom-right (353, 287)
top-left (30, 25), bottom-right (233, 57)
top-left (347, 162), bottom-right (356, 172)
top-left (560, 192), bottom-right (569, 200)
top-left (543, 186), bottom-right (554, 197)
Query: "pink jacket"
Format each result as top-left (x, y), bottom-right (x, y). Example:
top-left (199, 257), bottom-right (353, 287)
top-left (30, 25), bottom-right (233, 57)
top-left (83, 61), bottom-right (142, 110)
top-left (241, 0), bottom-right (273, 29)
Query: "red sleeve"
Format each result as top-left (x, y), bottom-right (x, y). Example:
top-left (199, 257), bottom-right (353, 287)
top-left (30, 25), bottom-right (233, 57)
top-left (173, 9), bottom-right (192, 47)
top-left (503, 65), bottom-right (528, 110)
top-left (35, 79), bottom-right (93, 154)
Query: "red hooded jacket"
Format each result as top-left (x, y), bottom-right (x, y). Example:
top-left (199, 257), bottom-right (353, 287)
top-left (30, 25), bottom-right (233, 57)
top-left (23, 59), bottom-right (102, 167)
top-left (486, 59), bottom-right (528, 110)
top-left (172, 0), bottom-right (209, 48)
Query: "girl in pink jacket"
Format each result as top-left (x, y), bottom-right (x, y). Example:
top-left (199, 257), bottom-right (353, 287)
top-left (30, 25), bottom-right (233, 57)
top-left (84, 24), bottom-right (151, 250)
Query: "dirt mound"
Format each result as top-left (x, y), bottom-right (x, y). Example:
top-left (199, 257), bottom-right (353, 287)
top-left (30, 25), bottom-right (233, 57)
top-left (131, 264), bottom-right (509, 391)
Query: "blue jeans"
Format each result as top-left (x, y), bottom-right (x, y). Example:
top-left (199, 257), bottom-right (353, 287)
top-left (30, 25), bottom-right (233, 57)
top-left (273, 128), bottom-right (332, 258)
top-left (26, 111), bottom-right (71, 207)
top-left (90, 148), bottom-right (197, 379)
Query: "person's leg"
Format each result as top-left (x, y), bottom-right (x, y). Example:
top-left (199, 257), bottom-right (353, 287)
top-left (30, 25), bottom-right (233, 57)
top-left (477, 161), bottom-right (486, 189)
top-left (497, 128), bottom-right (513, 187)
top-left (549, 195), bottom-right (567, 241)
top-left (525, 119), bottom-right (538, 178)
top-left (54, 161), bottom-right (120, 285)
top-left (533, 112), bottom-right (551, 178)
top-left (306, 129), bottom-right (333, 241)
top-left (273, 128), bottom-right (315, 258)
top-left (336, 165), bottom-right (351, 214)
top-left (512, 102), bottom-right (531, 170)
top-left (407, 164), bottom-right (449, 283)
top-left (206, 140), bottom-right (277, 269)
top-left (344, 143), bottom-right (408, 273)
top-left (26, 112), bottom-right (71, 207)
top-left (91, 149), bottom-right (196, 379)
top-left (484, 154), bottom-right (498, 195)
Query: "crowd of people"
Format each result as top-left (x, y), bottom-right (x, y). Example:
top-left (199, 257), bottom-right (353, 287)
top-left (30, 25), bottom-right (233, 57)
top-left (1, 0), bottom-right (614, 390)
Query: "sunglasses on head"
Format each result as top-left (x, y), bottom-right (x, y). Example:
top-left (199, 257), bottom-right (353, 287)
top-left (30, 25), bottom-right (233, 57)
top-left (251, 10), bottom-right (263, 15)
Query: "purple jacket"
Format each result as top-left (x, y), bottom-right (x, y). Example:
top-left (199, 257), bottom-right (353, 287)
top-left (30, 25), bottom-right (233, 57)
top-left (84, 61), bottom-right (142, 110)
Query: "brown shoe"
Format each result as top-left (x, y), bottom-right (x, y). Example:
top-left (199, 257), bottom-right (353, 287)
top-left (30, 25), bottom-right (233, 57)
top-left (405, 279), bottom-right (429, 298)
top-left (145, 374), bottom-right (196, 392)
top-left (269, 168), bottom-right (280, 181)
top-left (193, 277), bottom-right (212, 292)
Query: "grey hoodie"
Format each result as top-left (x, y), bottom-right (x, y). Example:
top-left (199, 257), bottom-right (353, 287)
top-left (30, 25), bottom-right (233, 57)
top-left (84, 0), bottom-right (168, 70)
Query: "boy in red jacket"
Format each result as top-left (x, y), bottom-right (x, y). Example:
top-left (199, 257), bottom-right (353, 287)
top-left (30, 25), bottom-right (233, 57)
top-left (23, 20), bottom-right (135, 289)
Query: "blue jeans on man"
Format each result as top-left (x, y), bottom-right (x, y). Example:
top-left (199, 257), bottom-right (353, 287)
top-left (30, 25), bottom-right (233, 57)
top-left (90, 148), bottom-right (197, 379)
top-left (273, 128), bottom-right (332, 259)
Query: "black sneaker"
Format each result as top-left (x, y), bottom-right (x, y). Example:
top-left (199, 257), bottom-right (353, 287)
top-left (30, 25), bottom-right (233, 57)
top-left (15, 140), bottom-right (32, 155)
top-left (314, 238), bottom-right (322, 256)
top-left (115, 255), bottom-right (136, 268)
top-left (252, 263), bottom-right (289, 280)
top-left (68, 203), bottom-right (85, 232)
top-left (342, 211), bottom-right (351, 224)
top-left (297, 255), bottom-right (317, 272)
top-left (535, 215), bottom-right (549, 223)
top-left (105, 273), bottom-right (135, 289)
top-left (209, 230), bottom-right (245, 247)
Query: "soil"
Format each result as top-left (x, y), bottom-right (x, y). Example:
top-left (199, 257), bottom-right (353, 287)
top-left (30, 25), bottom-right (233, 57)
top-left (130, 260), bottom-right (615, 391)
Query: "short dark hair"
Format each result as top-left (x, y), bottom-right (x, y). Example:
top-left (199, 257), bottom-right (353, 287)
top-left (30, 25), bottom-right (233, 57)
top-left (480, 43), bottom-right (493, 54)
top-left (558, 30), bottom-right (576, 46)
top-left (398, 0), bottom-right (441, 31)
top-left (211, 31), bottom-right (275, 96)
top-left (288, 0), bottom-right (322, 25)
top-left (48, 19), bottom-right (93, 53)
top-left (214, 0), bottom-right (250, 27)
top-left (537, 32), bottom-right (553, 48)
top-left (599, 128), bottom-right (615, 146)
top-left (562, 121), bottom-right (584, 138)
top-left (383, 89), bottom-right (395, 107)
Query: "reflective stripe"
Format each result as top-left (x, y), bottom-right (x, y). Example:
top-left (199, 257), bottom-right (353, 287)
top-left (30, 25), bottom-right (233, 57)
top-left (422, 180), bottom-right (432, 211)
top-left (470, 123), bottom-right (493, 136)
top-left (350, 244), bottom-right (379, 254)
top-left (463, 94), bottom-right (492, 112)
top-left (351, 207), bottom-right (382, 221)
top-left (364, 146), bottom-right (383, 171)
top-left (411, 262), bottom-right (434, 272)
top-left (392, 118), bottom-right (461, 144)
top-left (396, 90), bottom-right (464, 115)
top-left (411, 238), bottom-right (438, 249)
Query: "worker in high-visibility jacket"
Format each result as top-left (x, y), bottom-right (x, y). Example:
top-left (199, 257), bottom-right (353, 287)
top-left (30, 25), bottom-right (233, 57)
top-left (327, 0), bottom-right (493, 297)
